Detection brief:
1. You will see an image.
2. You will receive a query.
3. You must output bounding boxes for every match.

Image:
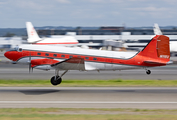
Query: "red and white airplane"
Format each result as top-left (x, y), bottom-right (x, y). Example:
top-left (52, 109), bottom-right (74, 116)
top-left (4, 35), bottom-right (171, 86)
top-left (26, 22), bottom-right (78, 45)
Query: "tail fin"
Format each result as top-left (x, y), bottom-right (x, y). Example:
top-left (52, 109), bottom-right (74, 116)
top-left (26, 22), bottom-right (42, 43)
top-left (153, 23), bottom-right (163, 35)
top-left (138, 35), bottom-right (170, 65)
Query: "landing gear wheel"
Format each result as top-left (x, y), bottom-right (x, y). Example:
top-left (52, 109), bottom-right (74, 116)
top-left (50, 76), bottom-right (62, 86)
top-left (146, 70), bottom-right (151, 75)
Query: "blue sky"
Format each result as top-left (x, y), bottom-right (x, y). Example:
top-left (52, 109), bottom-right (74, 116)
top-left (0, 0), bottom-right (177, 28)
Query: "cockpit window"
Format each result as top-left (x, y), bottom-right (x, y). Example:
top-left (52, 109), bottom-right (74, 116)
top-left (9, 46), bottom-right (21, 51)
top-left (18, 48), bottom-right (22, 52)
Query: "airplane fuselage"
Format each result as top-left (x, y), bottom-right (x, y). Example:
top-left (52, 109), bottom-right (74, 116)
top-left (5, 44), bottom-right (168, 71)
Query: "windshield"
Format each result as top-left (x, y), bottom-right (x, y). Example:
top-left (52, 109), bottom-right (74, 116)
top-left (8, 46), bottom-right (22, 52)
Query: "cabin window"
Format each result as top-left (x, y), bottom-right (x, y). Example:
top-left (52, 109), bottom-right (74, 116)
top-left (45, 53), bottom-right (49, 56)
top-left (37, 53), bottom-right (41, 55)
top-left (61, 55), bottom-right (65, 57)
top-left (69, 56), bottom-right (73, 58)
top-left (93, 58), bottom-right (97, 60)
top-left (85, 57), bottom-right (89, 60)
top-left (53, 54), bottom-right (57, 57)
top-left (18, 48), bottom-right (22, 52)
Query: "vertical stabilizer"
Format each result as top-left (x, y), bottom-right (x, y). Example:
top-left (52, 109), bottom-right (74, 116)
top-left (153, 23), bottom-right (163, 35)
top-left (139, 35), bottom-right (170, 64)
top-left (26, 22), bottom-right (42, 43)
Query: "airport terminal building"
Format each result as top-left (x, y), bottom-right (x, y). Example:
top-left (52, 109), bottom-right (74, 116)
top-left (1, 26), bottom-right (177, 50)
top-left (36, 26), bottom-right (177, 50)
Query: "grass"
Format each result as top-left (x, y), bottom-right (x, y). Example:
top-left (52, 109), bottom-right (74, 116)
top-left (0, 79), bottom-right (177, 87)
top-left (0, 108), bottom-right (177, 120)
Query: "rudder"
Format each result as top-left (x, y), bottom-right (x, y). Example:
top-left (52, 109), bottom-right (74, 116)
top-left (139, 35), bottom-right (170, 62)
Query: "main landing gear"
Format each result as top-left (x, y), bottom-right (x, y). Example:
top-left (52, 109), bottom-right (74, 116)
top-left (50, 70), bottom-right (68, 86)
top-left (51, 76), bottom-right (62, 85)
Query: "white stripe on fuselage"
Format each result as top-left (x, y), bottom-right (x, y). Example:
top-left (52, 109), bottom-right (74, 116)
top-left (19, 45), bottom-right (138, 59)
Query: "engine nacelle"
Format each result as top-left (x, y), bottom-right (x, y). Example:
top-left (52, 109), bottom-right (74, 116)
top-left (31, 58), bottom-right (59, 70)
top-left (34, 65), bottom-right (52, 71)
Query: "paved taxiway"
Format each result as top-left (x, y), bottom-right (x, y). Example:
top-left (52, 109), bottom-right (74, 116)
top-left (0, 87), bottom-right (177, 109)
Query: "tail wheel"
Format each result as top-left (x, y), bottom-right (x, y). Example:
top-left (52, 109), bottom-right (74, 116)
top-left (50, 76), bottom-right (62, 86)
top-left (146, 70), bottom-right (151, 75)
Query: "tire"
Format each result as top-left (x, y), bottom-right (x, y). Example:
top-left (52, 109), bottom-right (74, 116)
top-left (50, 76), bottom-right (62, 85)
top-left (146, 70), bottom-right (151, 75)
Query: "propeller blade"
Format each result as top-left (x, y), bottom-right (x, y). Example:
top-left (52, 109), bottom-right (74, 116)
top-left (29, 63), bottom-right (31, 73)
top-left (29, 52), bottom-right (31, 73)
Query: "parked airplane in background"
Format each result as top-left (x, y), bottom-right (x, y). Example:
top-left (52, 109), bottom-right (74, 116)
top-left (153, 23), bottom-right (177, 55)
top-left (26, 22), bottom-right (78, 45)
top-left (4, 35), bottom-right (171, 86)
top-left (153, 23), bottom-right (163, 35)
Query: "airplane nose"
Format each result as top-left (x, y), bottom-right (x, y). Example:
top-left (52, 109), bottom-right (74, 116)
top-left (4, 51), bottom-right (11, 60)
top-left (4, 50), bottom-right (22, 62)
top-left (4, 51), bottom-right (15, 61)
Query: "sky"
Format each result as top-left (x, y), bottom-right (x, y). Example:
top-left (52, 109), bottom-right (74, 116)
top-left (0, 0), bottom-right (177, 28)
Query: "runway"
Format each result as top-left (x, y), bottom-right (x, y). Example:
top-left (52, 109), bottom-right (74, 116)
top-left (0, 64), bottom-right (177, 80)
top-left (1, 53), bottom-right (177, 109)
top-left (0, 87), bottom-right (177, 109)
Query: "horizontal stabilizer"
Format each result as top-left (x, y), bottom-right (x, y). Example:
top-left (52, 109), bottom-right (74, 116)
top-left (143, 61), bottom-right (166, 66)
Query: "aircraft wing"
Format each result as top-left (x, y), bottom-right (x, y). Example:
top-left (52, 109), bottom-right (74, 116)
top-left (51, 57), bottom-right (85, 70)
